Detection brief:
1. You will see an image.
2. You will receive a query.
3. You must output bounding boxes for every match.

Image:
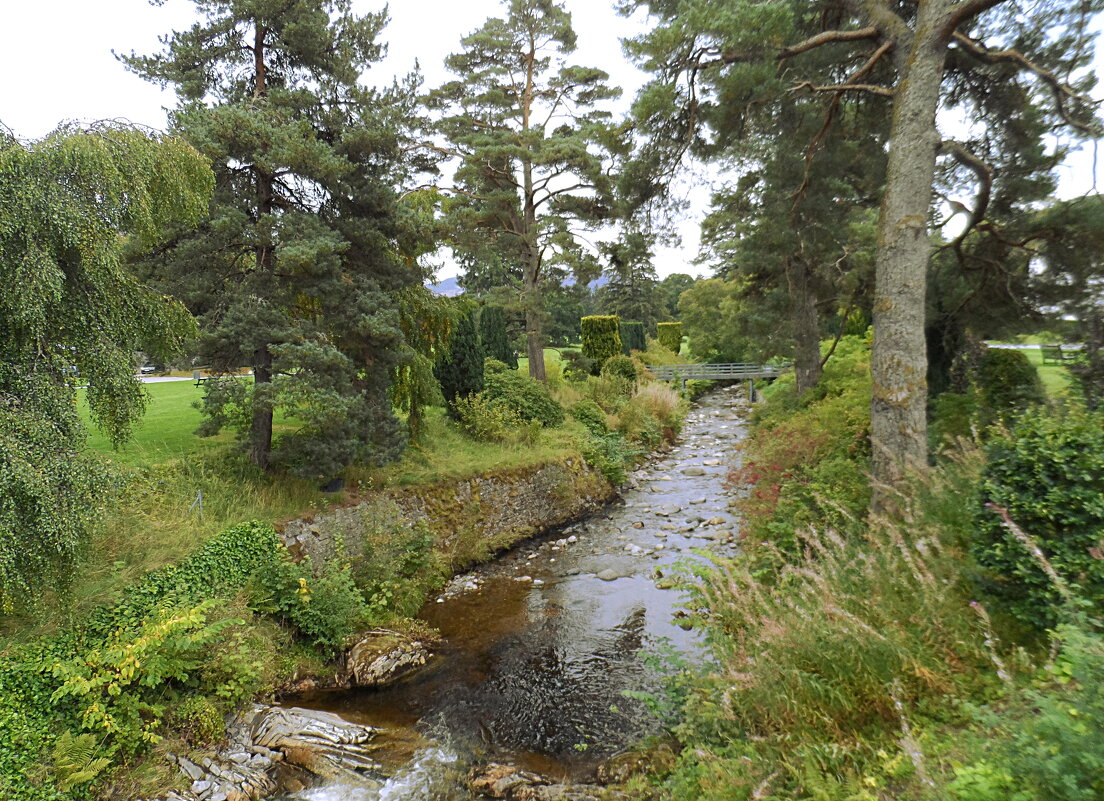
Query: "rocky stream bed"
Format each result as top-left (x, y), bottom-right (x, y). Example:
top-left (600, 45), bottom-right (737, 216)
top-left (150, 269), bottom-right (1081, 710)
top-left (151, 386), bottom-right (750, 801)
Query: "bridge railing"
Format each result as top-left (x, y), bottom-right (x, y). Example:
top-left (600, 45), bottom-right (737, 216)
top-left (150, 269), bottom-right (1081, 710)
top-left (647, 362), bottom-right (788, 380)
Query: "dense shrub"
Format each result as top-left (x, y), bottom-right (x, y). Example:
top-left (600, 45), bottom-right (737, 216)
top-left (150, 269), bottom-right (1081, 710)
top-left (561, 350), bottom-right (596, 381)
top-left (656, 321), bottom-right (682, 354)
top-left (249, 555), bottom-right (369, 657)
top-left (620, 320), bottom-right (646, 354)
top-left (581, 315), bottom-right (622, 366)
top-left (570, 399), bottom-right (609, 435)
top-left (615, 401), bottom-right (663, 448)
top-left (600, 353), bottom-right (641, 385)
top-left (453, 392), bottom-right (523, 442)
top-left (482, 360), bottom-right (564, 427)
top-left (638, 336), bottom-right (685, 366)
top-left (434, 307), bottom-right (484, 410)
top-left (479, 305), bottom-right (517, 369)
top-left (350, 500), bottom-right (445, 619)
top-left (977, 347), bottom-right (1045, 420)
top-left (575, 430), bottom-right (640, 485)
top-left (973, 408), bottom-right (1104, 630)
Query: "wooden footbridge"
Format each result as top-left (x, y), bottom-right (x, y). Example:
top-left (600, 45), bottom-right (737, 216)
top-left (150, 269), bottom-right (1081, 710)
top-left (647, 362), bottom-right (788, 398)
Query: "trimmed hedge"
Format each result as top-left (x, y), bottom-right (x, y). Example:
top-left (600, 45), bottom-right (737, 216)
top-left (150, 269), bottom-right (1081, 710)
top-left (656, 321), bottom-right (682, 354)
top-left (581, 315), bottom-right (622, 366)
top-left (620, 321), bottom-right (646, 355)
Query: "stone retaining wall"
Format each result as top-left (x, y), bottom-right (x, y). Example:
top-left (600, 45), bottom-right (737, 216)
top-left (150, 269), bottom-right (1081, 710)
top-left (279, 457), bottom-right (616, 568)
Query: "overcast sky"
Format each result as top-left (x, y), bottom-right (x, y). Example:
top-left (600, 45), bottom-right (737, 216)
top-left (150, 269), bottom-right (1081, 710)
top-left (1, 1), bottom-right (1101, 280)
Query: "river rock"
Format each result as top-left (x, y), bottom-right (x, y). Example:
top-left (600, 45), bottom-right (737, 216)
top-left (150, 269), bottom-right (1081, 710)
top-left (468, 763), bottom-right (605, 801)
top-left (681, 466), bottom-right (706, 476)
top-left (654, 503), bottom-right (681, 516)
top-left (249, 705), bottom-right (381, 778)
top-left (346, 629), bottom-right (434, 688)
top-left (596, 568), bottom-right (620, 581)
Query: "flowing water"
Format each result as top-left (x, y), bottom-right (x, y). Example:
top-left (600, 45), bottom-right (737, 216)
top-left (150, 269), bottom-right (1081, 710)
top-left (285, 387), bottom-right (749, 800)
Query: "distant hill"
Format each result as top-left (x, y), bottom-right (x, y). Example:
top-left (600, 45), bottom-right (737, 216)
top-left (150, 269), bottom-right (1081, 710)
top-left (427, 276), bottom-right (464, 297)
top-left (427, 274), bottom-right (608, 296)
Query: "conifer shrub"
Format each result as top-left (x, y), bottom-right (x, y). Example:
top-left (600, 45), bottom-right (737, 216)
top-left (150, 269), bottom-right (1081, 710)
top-left (581, 315), bottom-right (622, 367)
top-left (973, 408), bottom-right (1104, 630)
top-left (620, 320), bottom-right (646, 354)
top-left (482, 358), bottom-right (564, 427)
top-left (434, 307), bottom-right (484, 411)
top-left (479, 305), bottom-right (517, 369)
top-left (977, 347), bottom-right (1045, 420)
top-left (656, 321), bottom-right (682, 354)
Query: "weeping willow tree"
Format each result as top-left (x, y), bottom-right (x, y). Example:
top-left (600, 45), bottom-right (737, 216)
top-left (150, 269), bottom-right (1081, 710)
top-left (0, 123), bottom-right (212, 609)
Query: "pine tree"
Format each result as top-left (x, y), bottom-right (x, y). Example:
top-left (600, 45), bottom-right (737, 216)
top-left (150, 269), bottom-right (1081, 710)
top-left (122, 0), bottom-right (419, 477)
top-left (429, 0), bottom-right (622, 383)
top-left (623, 0), bottom-right (1101, 502)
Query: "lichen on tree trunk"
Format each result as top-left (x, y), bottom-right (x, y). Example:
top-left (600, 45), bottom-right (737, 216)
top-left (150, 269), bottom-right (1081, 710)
top-left (868, 6), bottom-right (951, 509)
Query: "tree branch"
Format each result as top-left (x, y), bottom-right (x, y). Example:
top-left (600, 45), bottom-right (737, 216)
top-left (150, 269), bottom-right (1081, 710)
top-left (790, 80), bottom-right (894, 97)
top-left (952, 32), bottom-right (1103, 135)
top-left (941, 0), bottom-right (1006, 40)
top-left (694, 26), bottom-right (882, 70)
top-left (938, 139), bottom-right (993, 256)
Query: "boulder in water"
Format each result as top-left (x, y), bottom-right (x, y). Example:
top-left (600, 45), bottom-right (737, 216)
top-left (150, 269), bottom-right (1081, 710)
top-left (346, 629), bottom-right (436, 688)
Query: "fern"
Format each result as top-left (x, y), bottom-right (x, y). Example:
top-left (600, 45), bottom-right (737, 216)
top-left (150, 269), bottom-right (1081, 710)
top-left (52, 730), bottom-right (111, 791)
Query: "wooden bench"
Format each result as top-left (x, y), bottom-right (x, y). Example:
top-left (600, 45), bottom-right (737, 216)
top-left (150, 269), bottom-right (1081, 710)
top-left (1040, 345), bottom-right (1076, 365)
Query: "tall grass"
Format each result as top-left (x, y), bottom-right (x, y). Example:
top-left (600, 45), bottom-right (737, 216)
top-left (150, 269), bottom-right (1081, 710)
top-left (671, 450), bottom-right (994, 795)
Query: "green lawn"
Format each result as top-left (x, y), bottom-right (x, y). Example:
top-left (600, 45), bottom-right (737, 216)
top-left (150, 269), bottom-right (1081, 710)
top-left (79, 380), bottom-right (227, 467)
top-left (517, 346), bottom-right (577, 374)
top-left (1013, 344), bottom-right (1075, 397)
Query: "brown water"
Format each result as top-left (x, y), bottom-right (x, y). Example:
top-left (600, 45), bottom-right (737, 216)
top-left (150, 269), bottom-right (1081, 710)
top-left (286, 387), bottom-right (748, 800)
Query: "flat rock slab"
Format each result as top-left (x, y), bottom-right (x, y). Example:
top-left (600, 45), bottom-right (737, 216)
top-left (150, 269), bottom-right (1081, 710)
top-left (680, 466), bottom-right (707, 476)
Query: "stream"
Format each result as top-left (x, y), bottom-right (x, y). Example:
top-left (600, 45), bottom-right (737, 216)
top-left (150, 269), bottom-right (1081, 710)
top-left (285, 386), bottom-right (749, 800)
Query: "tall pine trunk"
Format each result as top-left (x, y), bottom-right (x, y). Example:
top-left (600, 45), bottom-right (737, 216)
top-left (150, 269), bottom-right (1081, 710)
top-left (249, 23), bottom-right (275, 471)
top-left (523, 245), bottom-right (547, 383)
top-left (869, 7), bottom-right (950, 509)
top-left (787, 256), bottom-right (822, 393)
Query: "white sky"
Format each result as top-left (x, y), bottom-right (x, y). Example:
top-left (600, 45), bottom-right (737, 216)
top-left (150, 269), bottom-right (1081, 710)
top-left (1, 1), bottom-right (1101, 280)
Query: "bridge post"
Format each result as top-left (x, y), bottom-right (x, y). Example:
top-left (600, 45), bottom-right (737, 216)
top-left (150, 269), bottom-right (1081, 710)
top-left (747, 378), bottom-right (756, 403)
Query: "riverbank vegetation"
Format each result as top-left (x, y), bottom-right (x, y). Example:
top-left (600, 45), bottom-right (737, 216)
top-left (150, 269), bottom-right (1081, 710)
top-left (1, 307), bottom-right (688, 799)
top-left (628, 336), bottom-right (1104, 801)
top-left (2, 0), bottom-right (1103, 798)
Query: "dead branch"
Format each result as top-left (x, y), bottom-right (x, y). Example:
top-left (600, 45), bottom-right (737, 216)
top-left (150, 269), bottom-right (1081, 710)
top-left (790, 80), bottom-right (894, 97)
